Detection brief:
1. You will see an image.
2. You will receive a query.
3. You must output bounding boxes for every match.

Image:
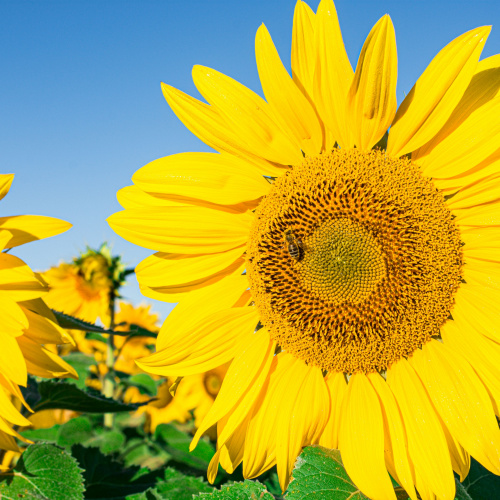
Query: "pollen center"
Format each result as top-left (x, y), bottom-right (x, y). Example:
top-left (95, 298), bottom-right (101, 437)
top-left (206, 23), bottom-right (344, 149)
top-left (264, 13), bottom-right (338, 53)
top-left (300, 218), bottom-right (386, 304)
top-left (246, 149), bottom-right (463, 373)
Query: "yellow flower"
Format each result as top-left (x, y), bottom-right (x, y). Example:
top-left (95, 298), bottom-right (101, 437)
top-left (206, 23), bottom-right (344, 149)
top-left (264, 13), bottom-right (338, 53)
top-left (114, 301), bottom-right (159, 375)
top-left (0, 174), bottom-right (76, 452)
top-left (42, 246), bottom-right (114, 328)
top-left (108, 1), bottom-right (500, 498)
top-left (125, 364), bottom-right (227, 435)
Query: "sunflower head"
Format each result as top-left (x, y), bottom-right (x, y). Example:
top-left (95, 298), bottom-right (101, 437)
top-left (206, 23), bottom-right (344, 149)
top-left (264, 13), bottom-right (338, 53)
top-left (108, 1), bottom-right (500, 498)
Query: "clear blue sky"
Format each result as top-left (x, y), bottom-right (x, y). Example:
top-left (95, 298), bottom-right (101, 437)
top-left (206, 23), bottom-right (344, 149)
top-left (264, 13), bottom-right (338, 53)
top-left (1, 0), bottom-right (499, 316)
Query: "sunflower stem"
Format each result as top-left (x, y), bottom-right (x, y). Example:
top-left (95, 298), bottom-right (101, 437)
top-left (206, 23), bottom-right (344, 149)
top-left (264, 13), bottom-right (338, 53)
top-left (103, 290), bottom-right (116, 428)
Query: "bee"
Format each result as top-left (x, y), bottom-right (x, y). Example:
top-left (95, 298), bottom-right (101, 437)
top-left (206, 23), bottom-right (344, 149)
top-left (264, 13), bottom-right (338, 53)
top-left (283, 229), bottom-right (304, 262)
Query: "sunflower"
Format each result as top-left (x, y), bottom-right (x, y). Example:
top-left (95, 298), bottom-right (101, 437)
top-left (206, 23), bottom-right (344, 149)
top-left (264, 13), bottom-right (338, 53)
top-left (42, 246), bottom-right (116, 329)
top-left (0, 173), bottom-right (77, 454)
top-left (108, 1), bottom-right (500, 498)
top-left (125, 364), bottom-right (228, 435)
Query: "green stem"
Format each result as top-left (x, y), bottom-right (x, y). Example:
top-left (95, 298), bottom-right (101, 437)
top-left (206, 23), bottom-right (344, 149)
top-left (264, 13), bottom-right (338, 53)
top-left (103, 290), bottom-right (116, 428)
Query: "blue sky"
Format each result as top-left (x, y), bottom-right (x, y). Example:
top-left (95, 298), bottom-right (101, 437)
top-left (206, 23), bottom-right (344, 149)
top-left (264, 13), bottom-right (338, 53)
top-left (1, 0), bottom-right (499, 317)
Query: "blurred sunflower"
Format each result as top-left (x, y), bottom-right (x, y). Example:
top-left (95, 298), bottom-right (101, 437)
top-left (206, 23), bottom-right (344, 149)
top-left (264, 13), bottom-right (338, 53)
top-left (42, 245), bottom-right (122, 329)
top-left (108, 1), bottom-right (500, 498)
top-left (125, 364), bottom-right (228, 435)
top-left (0, 174), bottom-right (76, 455)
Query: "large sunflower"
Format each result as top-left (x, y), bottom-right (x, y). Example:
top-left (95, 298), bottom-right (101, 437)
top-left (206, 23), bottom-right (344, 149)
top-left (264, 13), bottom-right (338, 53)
top-left (0, 173), bottom-right (76, 454)
top-left (108, 1), bottom-right (500, 498)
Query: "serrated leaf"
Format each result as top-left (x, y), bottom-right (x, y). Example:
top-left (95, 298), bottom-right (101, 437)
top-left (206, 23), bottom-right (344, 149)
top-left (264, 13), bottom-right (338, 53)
top-left (459, 458), bottom-right (500, 500)
top-left (127, 373), bottom-right (158, 396)
top-left (51, 309), bottom-right (129, 336)
top-left (51, 309), bottom-right (115, 334)
top-left (0, 443), bottom-right (85, 500)
top-left (286, 446), bottom-right (369, 500)
top-left (34, 380), bottom-right (143, 413)
top-left (154, 423), bottom-right (215, 471)
top-left (196, 480), bottom-right (274, 499)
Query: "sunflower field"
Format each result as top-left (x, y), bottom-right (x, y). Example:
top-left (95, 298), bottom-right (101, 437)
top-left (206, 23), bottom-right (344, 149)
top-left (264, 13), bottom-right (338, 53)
top-left (1, 0), bottom-right (500, 499)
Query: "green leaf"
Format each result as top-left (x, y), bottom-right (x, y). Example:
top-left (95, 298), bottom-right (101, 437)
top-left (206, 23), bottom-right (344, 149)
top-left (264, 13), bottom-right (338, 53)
top-left (127, 468), bottom-right (214, 500)
top-left (459, 458), bottom-right (500, 500)
top-left (0, 443), bottom-right (85, 500)
top-left (51, 309), bottom-right (115, 334)
top-left (34, 380), bottom-right (143, 413)
top-left (57, 416), bottom-right (94, 447)
top-left (63, 352), bottom-right (96, 389)
top-left (51, 309), bottom-right (129, 336)
top-left (85, 429), bottom-right (126, 454)
top-left (127, 324), bottom-right (158, 339)
top-left (127, 373), bottom-right (158, 396)
top-left (286, 446), bottom-right (369, 500)
top-left (21, 424), bottom-right (61, 442)
top-left (196, 480), bottom-right (274, 499)
top-left (154, 423), bottom-right (216, 471)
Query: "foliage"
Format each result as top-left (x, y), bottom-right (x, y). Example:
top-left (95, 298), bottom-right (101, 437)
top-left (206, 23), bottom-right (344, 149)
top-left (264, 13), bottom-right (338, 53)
top-left (0, 443), bottom-right (85, 500)
top-left (3, 308), bottom-right (500, 499)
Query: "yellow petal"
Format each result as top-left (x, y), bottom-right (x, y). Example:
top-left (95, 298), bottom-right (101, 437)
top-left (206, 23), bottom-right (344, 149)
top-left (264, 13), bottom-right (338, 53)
top-left (243, 354), bottom-right (293, 479)
top-left (275, 361), bottom-right (329, 492)
top-left (0, 388), bottom-right (30, 426)
top-left (192, 66), bottom-right (302, 166)
top-left (191, 327), bottom-right (274, 450)
top-left (368, 372), bottom-right (418, 500)
top-left (411, 340), bottom-right (500, 474)
top-left (455, 201), bottom-right (500, 226)
top-left (462, 258), bottom-right (500, 288)
top-left (0, 174), bottom-right (14, 201)
top-left (0, 332), bottom-right (27, 386)
top-left (161, 82), bottom-right (286, 175)
top-left (387, 358), bottom-right (455, 500)
top-left (339, 373), bottom-right (395, 500)
top-left (439, 415), bottom-right (470, 482)
top-left (137, 306), bottom-right (259, 377)
top-left (133, 153), bottom-right (270, 206)
top-left (441, 318), bottom-right (500, 416)
top-left (452, 282), bottom-right (500, 345)
top-left (447, 173), bottom-right (500, 210)
top-left (417, 95), bottom-right (500, 180)
top-left (208, 412), bottom-right (252, 483)
top-left (154, 273), bottom-right (249, 350)
top-left (255, 24), bottom-right (323, 156)
top-left (347, 15), bottom-right (397, 151)
top-left (387, 27), bottom-right (490, 158)
top-left (0, 431), bottom-right (20, 453)
top-left (135, 247), bottom-right (244, 295)
top-left (107, 206), bottom-right (252, 254)
top-left (313, 0), bottom-right (353, 148)
top-left (461, 226), bottom-right (500, 263)
top-left (414, 55), bottom-right (500, 178)
top-left (318, 371), bottom-right (347, 449)
top-left (291, 1), bottom-right (316, 98)
top-left (0, 215), bottom-right (71, 248)
top-left (16, 336), bottom-right (77, 379)
top-left (20, 306), bottom-right (70, 345)
top-left (0, 297), bottom-right (28, 336)
top-left (0, 254), bottom-right (48, 301)
top-left (117, 185), bottom-right (187, 209)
